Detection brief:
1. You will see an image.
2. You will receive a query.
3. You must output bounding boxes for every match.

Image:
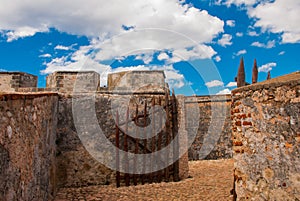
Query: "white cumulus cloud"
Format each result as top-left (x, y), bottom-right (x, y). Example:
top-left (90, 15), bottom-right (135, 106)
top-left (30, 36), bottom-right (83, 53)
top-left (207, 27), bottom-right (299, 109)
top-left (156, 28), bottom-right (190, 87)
top-left (39, 53), bottom-right (52, 58)
top-left (248, 0), bottom-right (300, 43)
top-left (217, 88), bottom-right (231, 95)
top-left (221, 0), bottom-right (259, 7)
top-left (157, 52), bottom-right (169, 61)
top-left (217, 34), bottom-right (232, 47)
top-left (236, 32), bottom-right (243, 37)
top-left (235, 49), bottom-right (247, 56)
top-left (205, 80), bottom-right (224, 88)
top-left (248, 31), bottom-right (259, 37)
top-left (0, 0), bottom-right (224, 44)
top-left (135, 52), bottom-right (154, 64)
top-left (258, 62), bottom-right (277, 72)
top-left (0, 0), bottom-right (226, 90)
top-left (214, 55), bottom-right (221, 62)
top-left (54, 45), bottom-right (71, 51)
top-left (226, 82), bottom-right (237, 87)
top-left (226, 20), bottom-right (235, 27)
top-left (251, 40), bottom-right (275, 49)
top-left (6, 26), bottom-right (47, 42)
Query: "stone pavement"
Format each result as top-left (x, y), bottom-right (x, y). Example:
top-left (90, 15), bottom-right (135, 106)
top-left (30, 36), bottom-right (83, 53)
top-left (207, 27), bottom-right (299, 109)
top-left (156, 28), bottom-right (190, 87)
top-left (55, 159), bottom-right (234, 201)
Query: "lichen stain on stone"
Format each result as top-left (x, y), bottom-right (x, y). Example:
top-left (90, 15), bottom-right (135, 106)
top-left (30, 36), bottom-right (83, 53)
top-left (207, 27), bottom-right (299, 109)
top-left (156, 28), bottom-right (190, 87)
top-left (6, 125), bottom-right (12, 139)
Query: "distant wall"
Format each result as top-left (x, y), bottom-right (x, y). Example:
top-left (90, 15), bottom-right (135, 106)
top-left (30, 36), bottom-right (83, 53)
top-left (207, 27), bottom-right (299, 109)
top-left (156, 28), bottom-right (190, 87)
top-left (0, 93), bottom-right (58, 201)
top-left (0, 72), bottom-right (37, 92)
top-left (184, 95), bottom-right (232, 160)
top-left (46, 70), bottom-right (166, 94)
top-left (107, 70), bottom-right (166, 93)
top-left (232, 72), bottom-right (300, 200)
top-left (46, 71), bottom-right (100, 93)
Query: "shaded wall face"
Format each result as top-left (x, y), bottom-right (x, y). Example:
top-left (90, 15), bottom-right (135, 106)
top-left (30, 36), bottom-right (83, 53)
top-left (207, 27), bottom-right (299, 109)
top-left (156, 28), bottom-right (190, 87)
top-left (18, 73), bottom-right (38, 88)
top-left (56, 95), bottom-right (115, 187)
top-left (232, 83), bottom-right (300, 200)
top-left (185, 96), bottom-right (232, 160)
top-left (0, 94), bottom-right (58, 201)
top-left (56, 93), bottom-right (188, 187)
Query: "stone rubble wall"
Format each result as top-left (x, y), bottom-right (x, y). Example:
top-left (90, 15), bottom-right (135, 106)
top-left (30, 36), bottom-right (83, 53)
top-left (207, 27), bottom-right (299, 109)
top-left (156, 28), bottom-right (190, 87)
top-left (0, 93), bottom-right (58, 201)
top-left (232, 73), bottom-right (300, 200)
top-left (184, 95), bottom-right (232, 160)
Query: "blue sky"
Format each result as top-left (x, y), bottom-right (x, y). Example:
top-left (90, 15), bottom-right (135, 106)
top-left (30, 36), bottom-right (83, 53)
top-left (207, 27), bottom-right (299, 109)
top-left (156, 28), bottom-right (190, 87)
top-left (0, 0), bottom-right (299, 95)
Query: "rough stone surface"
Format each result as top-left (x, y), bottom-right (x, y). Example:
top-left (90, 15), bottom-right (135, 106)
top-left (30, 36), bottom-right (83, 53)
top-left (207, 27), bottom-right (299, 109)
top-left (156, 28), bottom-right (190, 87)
top-left (184, 95), bottom-right (232, 160)
top-left (232, 72), bottom-right (300, 200)
top-left (176, 95), bottom-right (189, 180)
top-left (56, 92), bottom-right (189, 187)
top-left (0, 93), bottom-right (58, 201)
top-left (4, 70), bottom-right (299, 200)
top-left (56, 95), bottom-right (114, 187)
top-left (54, 159), bottom-right (234, 201)
top-left (0, 72), bottom-right (37, 92)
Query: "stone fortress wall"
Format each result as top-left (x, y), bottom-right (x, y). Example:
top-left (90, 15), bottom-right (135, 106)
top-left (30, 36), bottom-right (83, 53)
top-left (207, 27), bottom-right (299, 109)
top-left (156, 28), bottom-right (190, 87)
top-left (0, 70), bottom-right (191, 199)
top-left (0, 92), bottom-right (58, 201)
top-left (231, 72), bottom-right (300, 200)
top-left (0, 70), bottom-right (298, 200)
top-left (185, 95), bottom-right (232, 160)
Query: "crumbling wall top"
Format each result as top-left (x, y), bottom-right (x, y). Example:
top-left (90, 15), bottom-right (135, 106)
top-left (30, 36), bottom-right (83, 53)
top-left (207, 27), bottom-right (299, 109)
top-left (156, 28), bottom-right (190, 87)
top-left (184, 94), bottom-right (231, 103)
top-left (232, 71), bottom-right (300, 93)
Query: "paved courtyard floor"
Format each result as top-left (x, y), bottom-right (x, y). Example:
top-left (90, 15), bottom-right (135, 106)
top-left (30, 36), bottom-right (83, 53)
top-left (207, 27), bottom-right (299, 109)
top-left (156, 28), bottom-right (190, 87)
top-left (55, 159), bottom-right (234, 201)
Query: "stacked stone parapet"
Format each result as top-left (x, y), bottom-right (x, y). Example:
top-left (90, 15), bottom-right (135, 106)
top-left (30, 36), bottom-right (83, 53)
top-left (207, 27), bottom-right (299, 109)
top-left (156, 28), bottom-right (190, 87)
top-left (46, 71), bottom-right (100, 93)
top-left (107, 70), bottom-right (166, 93)
top-left (45, 70), bottom-right (167, 94)
top-left (0, 72), bottom-right (37, 92)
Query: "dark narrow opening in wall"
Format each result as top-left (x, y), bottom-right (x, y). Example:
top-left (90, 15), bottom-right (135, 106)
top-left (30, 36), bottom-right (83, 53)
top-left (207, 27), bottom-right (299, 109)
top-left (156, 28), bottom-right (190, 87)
top-left (134, 116), bottom-right (151, 127)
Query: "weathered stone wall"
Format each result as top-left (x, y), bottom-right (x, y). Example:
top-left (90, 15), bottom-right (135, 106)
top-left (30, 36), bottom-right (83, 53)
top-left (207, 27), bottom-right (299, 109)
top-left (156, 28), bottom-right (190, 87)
top-left (184, 95), bottom-right (232, 160)
top-left (56, 94), bottom-right (115, 187)
top-left (56, 92), bottom-right (189, 187)
top-left (46, 71), bottom-right (100, 93)
top-left (0, 72), bottom-right (37, 92)
top-left (232, 72), bottom-right (300, 200)
top-left (176, 95), bottom-right (189, 179)
top-left (107, 70), bottom-right (166, 93)
top-left (0, 93), bottom-right (58, 201)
